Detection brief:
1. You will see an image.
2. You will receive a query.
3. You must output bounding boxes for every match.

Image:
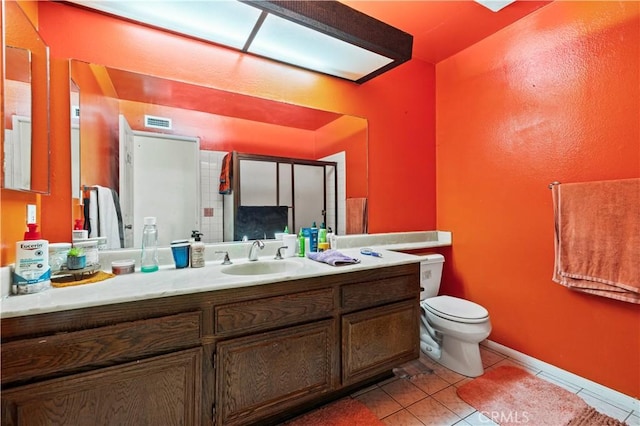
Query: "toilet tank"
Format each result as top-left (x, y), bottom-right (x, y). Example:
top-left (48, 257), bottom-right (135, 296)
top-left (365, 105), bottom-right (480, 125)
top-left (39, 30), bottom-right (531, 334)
top-left (419, 254), bottom-right (445, 300)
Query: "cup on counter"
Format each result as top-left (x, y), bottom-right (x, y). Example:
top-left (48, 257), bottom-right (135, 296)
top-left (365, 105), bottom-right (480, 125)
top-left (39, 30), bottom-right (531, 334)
top-left (282, 234), bottom-right (298, 258)
top-left (171, 240), bottom-right (191, 269)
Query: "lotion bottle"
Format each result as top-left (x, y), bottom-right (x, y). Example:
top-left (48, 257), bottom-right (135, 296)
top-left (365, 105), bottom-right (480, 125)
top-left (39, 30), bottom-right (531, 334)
top-left (190, 230), bottom-right (205, 268)
top-left (13, 223), bottom-right (51, 294)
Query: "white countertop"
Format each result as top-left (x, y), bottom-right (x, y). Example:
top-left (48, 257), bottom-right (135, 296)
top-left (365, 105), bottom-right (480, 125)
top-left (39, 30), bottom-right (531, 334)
top-left (0, 231), bottom-right (451, 319)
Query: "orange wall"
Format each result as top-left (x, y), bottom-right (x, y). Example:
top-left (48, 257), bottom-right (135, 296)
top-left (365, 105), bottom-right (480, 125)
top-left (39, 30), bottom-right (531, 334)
top-left (436, 1), bottom-right (639, 397)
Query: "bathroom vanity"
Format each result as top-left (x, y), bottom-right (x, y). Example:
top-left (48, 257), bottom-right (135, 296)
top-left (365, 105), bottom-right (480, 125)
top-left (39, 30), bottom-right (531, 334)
top-left (0, 247), bottom-right (425, 425)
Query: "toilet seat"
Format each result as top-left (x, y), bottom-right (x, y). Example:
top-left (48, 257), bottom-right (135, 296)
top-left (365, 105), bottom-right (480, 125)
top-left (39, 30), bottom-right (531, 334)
top-left (422, 295), bottom-right (489, 324)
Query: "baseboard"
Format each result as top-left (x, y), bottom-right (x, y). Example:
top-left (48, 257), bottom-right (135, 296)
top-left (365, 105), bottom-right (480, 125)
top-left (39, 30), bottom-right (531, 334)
top-left (482, 339), bottom-right (639, 413)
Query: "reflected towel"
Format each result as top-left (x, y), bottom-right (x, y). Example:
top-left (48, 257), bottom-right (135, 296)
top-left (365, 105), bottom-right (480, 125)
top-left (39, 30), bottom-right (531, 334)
top-left (219, 152), bottom-right (233, 195)
top-left (88, 185), bottom-right (123, 249)
top-left (308, 249), bottom-right (360, 266)
top-left (346, 197), bottom-right (367, 234)
top-left (552, 178), bottom-right (640, 304)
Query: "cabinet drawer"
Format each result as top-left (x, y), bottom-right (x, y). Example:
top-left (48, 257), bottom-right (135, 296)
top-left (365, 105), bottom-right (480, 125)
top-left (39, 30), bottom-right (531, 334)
top-left (215, 288), bottom-right (334, 336)
top-left (341, 274), bottom-right (418, 311)
top-left (1, 311), bottom-right (202, 385)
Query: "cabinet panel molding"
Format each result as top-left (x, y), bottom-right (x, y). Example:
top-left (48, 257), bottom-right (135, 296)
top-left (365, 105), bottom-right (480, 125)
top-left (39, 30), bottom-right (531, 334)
top-left (216, 320), bottom-right (337, 426)
top-left (1, 311), bottom-right (202, 385)
top-left (1, 348), bottom-right (202, 426)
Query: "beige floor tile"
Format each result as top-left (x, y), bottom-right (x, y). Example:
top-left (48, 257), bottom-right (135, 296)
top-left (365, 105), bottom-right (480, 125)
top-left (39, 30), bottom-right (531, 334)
top-left (430, 362), bottom-right (468, 384)
top-left (479, 346), bottom-right (506, 368)
top-left (355, 387), bottom-right (403, 419)
top-left (407, 397), bottom-right (461, 426)
top-left (382, 409), bottom-right (426, 426)
top-left (381, 378), bottom-right (428, 407)
top-left (432, 385), bottom-right (476, 418)
top-left (409, 371), bottom-right (451, 395)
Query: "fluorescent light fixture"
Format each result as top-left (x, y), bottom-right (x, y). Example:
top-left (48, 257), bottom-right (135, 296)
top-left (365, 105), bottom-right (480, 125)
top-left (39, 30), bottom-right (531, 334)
top-left (65, 1), bottom-right (412, 83)
top-left (474, 0), bottom-right (518, 12)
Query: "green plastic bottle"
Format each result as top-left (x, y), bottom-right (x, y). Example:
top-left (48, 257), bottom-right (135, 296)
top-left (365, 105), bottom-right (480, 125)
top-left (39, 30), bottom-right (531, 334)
top-left (319, 222), bottom-right (327, 244)
top-left (297, 228), bottom-right (305, 257)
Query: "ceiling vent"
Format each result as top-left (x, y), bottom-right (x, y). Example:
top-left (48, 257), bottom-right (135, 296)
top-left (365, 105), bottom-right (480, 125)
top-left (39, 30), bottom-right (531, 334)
top-left (144, 114), bottom-right (172, 130)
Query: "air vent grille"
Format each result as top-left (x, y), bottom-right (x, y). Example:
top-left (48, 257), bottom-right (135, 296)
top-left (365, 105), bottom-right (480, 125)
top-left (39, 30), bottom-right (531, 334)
top-left (144, 115), bottom-right (172, 130)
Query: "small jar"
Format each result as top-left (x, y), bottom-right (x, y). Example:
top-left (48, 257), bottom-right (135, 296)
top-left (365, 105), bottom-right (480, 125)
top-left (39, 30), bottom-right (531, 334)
top-left (112, 259), bottom-right (135, 275)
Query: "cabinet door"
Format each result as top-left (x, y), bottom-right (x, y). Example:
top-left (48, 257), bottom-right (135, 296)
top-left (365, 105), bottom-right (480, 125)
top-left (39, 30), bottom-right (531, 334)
top-left (216, 320), bottom-right (336, 426)
top-left (1, 348), bottom-right (202, 426)
top-left (342, 300), bottom-right (419, 385)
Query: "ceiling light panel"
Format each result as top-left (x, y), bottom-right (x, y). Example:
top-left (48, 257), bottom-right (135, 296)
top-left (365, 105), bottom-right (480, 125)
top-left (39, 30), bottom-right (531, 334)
top-left (70, 1), bottom-right (262, 49)
top-left (248, 13), bottom-right (394, 81)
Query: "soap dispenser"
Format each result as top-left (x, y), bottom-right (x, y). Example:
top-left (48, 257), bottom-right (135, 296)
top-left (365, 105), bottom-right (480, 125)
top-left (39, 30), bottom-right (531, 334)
top-left (190, 230), bottom-right (205, 268)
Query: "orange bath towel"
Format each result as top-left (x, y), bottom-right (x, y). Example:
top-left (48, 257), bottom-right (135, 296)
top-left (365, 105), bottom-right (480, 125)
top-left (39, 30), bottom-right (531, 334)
top-left (552, 178), bottom-right (640, 304)
top-left (346, 197), bottom-right (368, 234)
top-left (218, 152), bottom-right (233, 195)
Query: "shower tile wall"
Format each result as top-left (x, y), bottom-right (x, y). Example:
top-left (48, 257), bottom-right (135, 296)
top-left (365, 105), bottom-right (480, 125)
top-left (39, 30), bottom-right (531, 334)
top-left (200, 150), bottom-right (226, 243)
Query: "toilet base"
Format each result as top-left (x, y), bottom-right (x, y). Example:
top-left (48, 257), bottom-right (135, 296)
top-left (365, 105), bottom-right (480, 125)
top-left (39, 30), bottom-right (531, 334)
top-left (437, 336), bottom-right (484, 377)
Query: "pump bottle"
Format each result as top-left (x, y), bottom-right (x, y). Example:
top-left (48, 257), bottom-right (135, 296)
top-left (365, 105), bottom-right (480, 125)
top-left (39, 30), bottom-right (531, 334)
top-left (14, 223), bottom-right (50, 294)
top-left (190, 230), bottom-right (205, 268)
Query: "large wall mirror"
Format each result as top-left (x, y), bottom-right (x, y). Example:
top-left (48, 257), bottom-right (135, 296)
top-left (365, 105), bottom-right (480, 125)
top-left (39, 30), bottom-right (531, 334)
top-left (70, 60), bottom-right (368, 249)
top-left (2, 1), bottom-right (50, 194)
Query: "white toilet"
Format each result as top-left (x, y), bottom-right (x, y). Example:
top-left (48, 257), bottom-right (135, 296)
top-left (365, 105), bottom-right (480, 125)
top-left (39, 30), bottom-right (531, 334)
top-left (419, 254), bottom-right (491, 377)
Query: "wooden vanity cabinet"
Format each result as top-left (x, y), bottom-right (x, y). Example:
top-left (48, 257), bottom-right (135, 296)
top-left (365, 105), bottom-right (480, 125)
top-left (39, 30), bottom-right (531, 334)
top-left (0, 263), bottom-right (420, 426)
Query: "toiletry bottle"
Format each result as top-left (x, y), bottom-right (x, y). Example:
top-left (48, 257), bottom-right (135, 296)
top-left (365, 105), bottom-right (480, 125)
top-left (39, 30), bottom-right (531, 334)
top-left (310, 222), bottom-right (319, 252)
top-left (283, 225), bottom-right (289, 234)
top-left (297, 228), bottom-right (305, 257)
top-left (190, 230), bottom-right (205, 268)
top-left (13, 223), bottom-right (51, 295)
top-left (319, 222), bottom-right (327, 244)
top-left (140, 216), bottom-right (159, 273)
top-left (326, 227), bottom-right (335, 249)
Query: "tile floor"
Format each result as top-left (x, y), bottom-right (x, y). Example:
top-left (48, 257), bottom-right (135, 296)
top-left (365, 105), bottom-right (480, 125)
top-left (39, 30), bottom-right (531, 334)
top-left (338, 343), bottom-right (640, 426)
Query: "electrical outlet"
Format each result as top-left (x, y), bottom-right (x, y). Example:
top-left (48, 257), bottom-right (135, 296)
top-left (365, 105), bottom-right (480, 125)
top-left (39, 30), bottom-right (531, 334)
top-left (26, 204), bottom-right (37, 224)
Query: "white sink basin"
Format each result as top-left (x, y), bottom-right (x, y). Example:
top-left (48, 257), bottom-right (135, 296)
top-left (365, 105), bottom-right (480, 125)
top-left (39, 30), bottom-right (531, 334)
top-left (221, 260), bottom-right (303, 276)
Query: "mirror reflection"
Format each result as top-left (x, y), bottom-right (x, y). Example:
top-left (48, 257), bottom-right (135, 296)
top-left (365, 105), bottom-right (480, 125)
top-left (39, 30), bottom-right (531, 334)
top-left (3, 46), bottom-right (32, 191)
top-left (2, 0), bottom-right (50, 194)
top-left (70, 60), bottom-right (368, 249)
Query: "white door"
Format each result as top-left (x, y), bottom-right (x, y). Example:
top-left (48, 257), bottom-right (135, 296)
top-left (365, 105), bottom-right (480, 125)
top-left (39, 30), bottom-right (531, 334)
top-left (131, 132), bottom-right (200, 247)
top-left (118, 115), bottom-right (135, 248)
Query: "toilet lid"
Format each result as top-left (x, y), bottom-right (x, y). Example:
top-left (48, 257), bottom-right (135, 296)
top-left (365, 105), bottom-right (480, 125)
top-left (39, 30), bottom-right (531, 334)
top-left (422, 295), bottom-right (489, 323)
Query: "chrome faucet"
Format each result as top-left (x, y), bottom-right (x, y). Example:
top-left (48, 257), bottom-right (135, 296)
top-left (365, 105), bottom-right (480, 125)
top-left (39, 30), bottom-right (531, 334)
top-left (248, 240), bottom-right (265, 261)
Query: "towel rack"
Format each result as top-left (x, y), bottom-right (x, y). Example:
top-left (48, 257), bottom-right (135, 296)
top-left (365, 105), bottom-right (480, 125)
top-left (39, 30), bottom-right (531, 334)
top-left (548, 181), bottom-right (561, 189)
